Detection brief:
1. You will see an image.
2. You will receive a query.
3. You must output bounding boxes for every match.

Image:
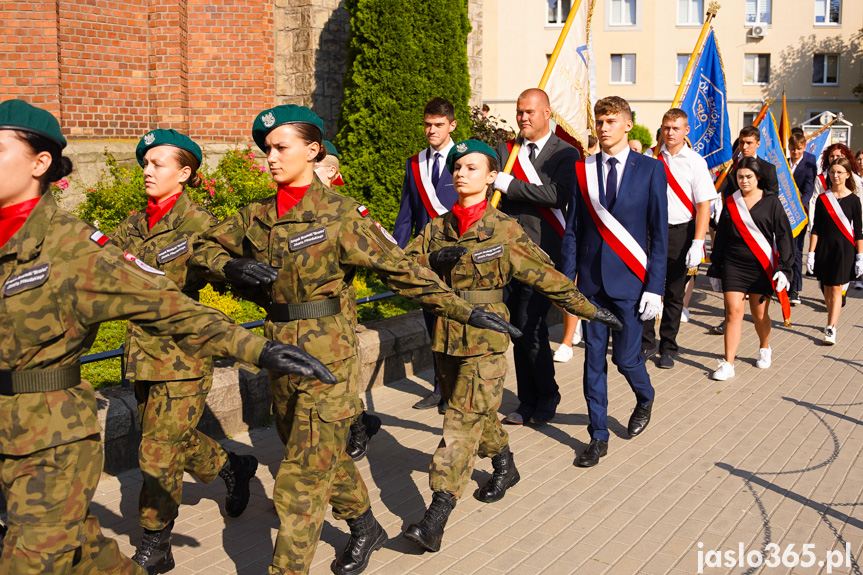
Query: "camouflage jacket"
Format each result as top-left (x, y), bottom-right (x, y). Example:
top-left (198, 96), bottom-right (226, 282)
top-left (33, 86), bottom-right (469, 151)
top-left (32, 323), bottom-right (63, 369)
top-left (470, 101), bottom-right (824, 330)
top-left (405, 203), bottom-right (597, 356)
top-left (112, 191), bottom-right (217, 381)
top-left (0, 194), bottom-right (270, 456)
top-left (190, 176), bottom-right (474, 418)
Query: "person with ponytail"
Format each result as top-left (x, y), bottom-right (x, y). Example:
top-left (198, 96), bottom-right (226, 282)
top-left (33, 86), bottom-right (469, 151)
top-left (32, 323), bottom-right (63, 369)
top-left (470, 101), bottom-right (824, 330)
top-left (110, 130), bottom-right (260, 573)
top-left (190, 105), bottom-right (520, 575)
top-left (0, 101), bottom-right (333, 574)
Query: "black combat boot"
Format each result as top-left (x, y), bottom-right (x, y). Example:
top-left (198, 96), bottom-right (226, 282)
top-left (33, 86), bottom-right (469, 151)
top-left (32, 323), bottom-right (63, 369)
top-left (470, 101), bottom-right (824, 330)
top-left (403, 492), bottom-right (456, 552)
top-left (132, 521), bottom-right (175, 575)
top-left (0, 522), bottom-right (6, 549)
top-left (330, 508), bottom-right (388, 575)
top-left (346, 412), bottom-right (382, 461)
top-left (219, 451), bottom-right (258, 517)
top-left (474, 445), bottom-right (520, 503)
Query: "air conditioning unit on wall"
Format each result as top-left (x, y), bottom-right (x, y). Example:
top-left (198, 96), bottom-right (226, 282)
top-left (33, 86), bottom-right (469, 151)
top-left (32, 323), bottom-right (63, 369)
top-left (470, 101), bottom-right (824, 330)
top-left (748, 24), bottom-right (767, 39)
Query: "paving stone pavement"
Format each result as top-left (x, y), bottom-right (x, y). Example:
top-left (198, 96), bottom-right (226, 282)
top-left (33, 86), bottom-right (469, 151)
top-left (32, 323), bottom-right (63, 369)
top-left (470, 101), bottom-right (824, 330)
top-left (89, 275), bottom-right (863, 574)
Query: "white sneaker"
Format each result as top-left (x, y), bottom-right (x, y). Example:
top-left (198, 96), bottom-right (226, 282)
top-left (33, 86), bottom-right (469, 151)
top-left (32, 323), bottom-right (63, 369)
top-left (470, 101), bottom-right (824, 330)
top-left (553, 344), bottom-right (574, 363)
top-left (855, 281), bottom-right (863, 290)
top-left (711, 359), bottom-right (735, 381)
top-left (824, 326), bottom-right (837, 345)
top-left (572, 321), bottom-right (583, 345)
top-left (755, 347), bottom-right (771, 369)
top-left (681, 308), bottom-right (690, 323)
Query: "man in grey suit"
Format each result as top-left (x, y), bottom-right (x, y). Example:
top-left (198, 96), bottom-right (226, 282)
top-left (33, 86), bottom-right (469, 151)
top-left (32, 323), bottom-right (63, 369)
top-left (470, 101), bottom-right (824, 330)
top-left (494, 88), bottom-right (580, 425)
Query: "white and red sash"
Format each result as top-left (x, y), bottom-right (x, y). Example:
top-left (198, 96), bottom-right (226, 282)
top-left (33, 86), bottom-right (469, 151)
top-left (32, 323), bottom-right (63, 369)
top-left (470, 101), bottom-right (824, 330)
top-left (409, 149), bottom-right (450, 219)
top-left (575, 155), bottom-right (648, 282)
top-left (506, 140), bottom-right (565, 238)
top-left (820, 192), bottom-right (855, 245)
top-left (817, 173), bottom-right (827, 190)
top-left (725, 191), bottom-right (776, 275)
top-left (659, 153), bottom-right (695, 217)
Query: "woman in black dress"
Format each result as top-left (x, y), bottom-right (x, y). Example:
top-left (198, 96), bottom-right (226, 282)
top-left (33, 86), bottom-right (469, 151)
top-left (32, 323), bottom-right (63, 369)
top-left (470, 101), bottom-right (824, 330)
top-left (807, 157), bottom-right (863, 344)
top-left (707, 157), bottom-right (794, 381)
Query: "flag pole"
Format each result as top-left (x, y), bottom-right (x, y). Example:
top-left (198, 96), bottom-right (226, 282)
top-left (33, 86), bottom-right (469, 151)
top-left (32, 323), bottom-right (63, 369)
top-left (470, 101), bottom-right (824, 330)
top-left (712, 99), bottom-right (772, 192)
top-left (490, 0), bottom-right (586, 208)
top-left (779, 85), bottom-right (790, 155)
top-left (804, 113), bottom-right (843, 141)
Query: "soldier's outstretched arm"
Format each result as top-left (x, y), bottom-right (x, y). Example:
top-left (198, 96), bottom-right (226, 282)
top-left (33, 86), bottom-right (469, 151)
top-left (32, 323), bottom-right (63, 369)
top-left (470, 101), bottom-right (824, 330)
top-left (189, 209), bottom-right (252, 282)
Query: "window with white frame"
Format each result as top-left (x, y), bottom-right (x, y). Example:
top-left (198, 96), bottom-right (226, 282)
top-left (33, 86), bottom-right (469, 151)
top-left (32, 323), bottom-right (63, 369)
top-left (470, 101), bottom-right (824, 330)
top-left (742, 112), bottom-right (758, 127)
top-left (745, 0), bottom-right (772, 25)
top-left (547, 0), bottom-right (573, 25)
top-left (610, 54), bottom-right (636, 84)
top-left (743, 54), bottom-right (770, 84)
top-left (676, 54), bottom-right (690, 84)
top-left (814, 0), bottom-right (840, 24)
top-left (812, 54), bottom-right (839, 85)
top-left (609, 0), bottom-right (637, 26)
top-left (678, 0), bottom-right (703, 25)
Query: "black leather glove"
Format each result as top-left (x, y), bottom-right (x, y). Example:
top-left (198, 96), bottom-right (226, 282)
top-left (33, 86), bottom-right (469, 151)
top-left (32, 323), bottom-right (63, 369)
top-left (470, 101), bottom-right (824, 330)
top-left (466, 309), bottom-right (523, 338)
top-left (592, 307), bottom-right (623, 331)
top-left (223, 258), bottom-right (279, 287)
top-left (428, 246), bottom-right (468, 270)
top-left (258, 341), bottom-right (337, 384)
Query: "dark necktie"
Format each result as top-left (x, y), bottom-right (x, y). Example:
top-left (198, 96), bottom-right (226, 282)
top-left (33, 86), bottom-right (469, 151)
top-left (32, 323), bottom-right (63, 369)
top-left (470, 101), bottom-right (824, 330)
top-left (528, 143), bottom-right (538, 164)
top-left (431, 152), bottom-right (441, 188)
top-left (605, 157), bottom-right (619, 208)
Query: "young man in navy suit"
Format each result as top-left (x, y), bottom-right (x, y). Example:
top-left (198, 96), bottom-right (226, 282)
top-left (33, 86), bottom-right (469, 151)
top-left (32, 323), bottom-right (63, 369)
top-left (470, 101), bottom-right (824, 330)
top-left (787, 131), bottom-right (817, 304)
top-left (562, 96), bottom-right (668, 467)
top-left (394, 97), bottom-right (460, 412)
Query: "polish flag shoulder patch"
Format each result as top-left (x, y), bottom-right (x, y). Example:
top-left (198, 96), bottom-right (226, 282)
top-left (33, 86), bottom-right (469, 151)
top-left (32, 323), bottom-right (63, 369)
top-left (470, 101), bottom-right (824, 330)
top-left (89, 230), bottom-right (110, 247)
top-left (357, 205), bottom-right (370, 217)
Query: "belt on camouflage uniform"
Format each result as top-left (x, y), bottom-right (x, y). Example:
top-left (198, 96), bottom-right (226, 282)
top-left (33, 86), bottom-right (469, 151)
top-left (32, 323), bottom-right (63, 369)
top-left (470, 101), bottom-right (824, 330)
top-left (267, 297), bottom-right (341, 322)
top-left (0, 363), bottom-right (81, 395)
top-left (455, 289), bottom-right (504, 304)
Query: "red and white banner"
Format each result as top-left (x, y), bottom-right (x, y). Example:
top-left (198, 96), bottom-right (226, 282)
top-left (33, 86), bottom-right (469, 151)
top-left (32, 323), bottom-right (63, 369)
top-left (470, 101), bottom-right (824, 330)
top-left (507, 141), bottom-right (566, 238)
top-left (410, 150), bottom-right (450, 219)
top-left (575, 155), bottom-right (647, 282)
top-left (820, 192), bottom-right (855, 245)
top-left (659, 154), bottom-right (695, 217)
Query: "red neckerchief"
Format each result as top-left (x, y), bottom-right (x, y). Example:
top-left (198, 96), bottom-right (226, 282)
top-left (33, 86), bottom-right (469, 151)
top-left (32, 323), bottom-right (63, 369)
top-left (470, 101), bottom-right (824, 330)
top-left (146, 192), bottom-right (182, 230)
top-left (452, 199), bottom-right (487, 236)
top-left (277, 184), bottom-right (310, 218)
top-left (0, 197), bottom-right (41, 250)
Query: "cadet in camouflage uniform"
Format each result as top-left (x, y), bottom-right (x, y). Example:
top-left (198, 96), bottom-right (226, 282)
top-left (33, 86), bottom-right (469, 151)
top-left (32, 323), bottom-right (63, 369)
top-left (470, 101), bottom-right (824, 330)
top-left (111, 130), bottom-right (260, 574)
top-left (190, 106), bottom-right (519, 575)
top-left (402, 140), bottom-right (622, 553)
top-left (0, 100), bottom-right (334, 575)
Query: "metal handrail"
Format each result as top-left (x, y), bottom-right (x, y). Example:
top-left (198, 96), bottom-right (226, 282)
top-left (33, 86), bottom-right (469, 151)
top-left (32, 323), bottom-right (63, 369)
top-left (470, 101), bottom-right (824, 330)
top-left (80, 291), bottom-right (397, 365)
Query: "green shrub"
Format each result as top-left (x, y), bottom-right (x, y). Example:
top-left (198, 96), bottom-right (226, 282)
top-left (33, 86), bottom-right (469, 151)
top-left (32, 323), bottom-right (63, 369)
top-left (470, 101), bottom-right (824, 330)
top-left (470, 106), bottom-right (516, 149)
top-left (75, 152), bottom-right (147, 233)
top-left (189, 148), bottom-right (276, 221)
top-left (629, 122), bottom-right (653, 149)
top-left (336, 0), bottom-right (473, 233)
top-left (353, 268), bottom-right (420, 323)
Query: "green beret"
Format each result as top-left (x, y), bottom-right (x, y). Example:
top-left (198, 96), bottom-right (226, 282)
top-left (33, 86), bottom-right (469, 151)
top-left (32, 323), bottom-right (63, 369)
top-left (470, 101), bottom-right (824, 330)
top-left (252, 105), bottom-right (324, 152)
top-left (446, 139), bottom-right (499, 174)
top-left (323, 140), bottom-right (339, 158)
top-left (0, 99), bottom-right (66, 149)
top-left (136, 129), bottom-right (202, 167)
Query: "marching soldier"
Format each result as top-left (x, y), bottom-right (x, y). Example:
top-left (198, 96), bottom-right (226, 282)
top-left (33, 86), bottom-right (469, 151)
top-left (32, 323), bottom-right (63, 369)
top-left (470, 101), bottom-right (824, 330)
top-left (401, 140), bottom-right (621, 553)
top-left (190, 105), bottom-right (519, 575)
top-left (111, 130), bottom-right (259, 573)
top-left (0, 100), bottom-right (333, 574)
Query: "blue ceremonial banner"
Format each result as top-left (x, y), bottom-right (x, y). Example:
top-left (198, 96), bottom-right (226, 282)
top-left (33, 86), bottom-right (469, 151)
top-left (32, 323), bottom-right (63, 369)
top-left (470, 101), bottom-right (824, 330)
top-left (680, 30), bottom-right (732, 171)
top-left (805, 128), bottom-right (831, 173)
top-left (758, 111), bottom-right (808, 236)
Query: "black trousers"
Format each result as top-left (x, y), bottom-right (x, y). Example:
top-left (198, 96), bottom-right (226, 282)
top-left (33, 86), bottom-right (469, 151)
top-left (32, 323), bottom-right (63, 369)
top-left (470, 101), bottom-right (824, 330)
top-left (503, 280), bottom-right (557, 415)
top-left (792, 231), bottom-right (804, 292)
top-left (642, 221), bottom-right (695, 356)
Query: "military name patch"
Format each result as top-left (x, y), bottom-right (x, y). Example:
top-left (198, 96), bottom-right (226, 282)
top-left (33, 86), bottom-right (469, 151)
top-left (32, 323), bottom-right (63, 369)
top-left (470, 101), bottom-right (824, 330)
top-left (374, 221), bottom-right (397, 245)
top-left (3, 263), bottom-right (50, 296)
top-left (357, 205), bottom-right (370, 217)
top-left (89, 230), bottom-right (110, 247)
top-left (288, 227), bottom-right (327, 252)
top-left (157, 238), bottom-right (189, 263)
top-left (472, 245), bottom-right (504, 263)
top-left (123, 252), bottom-right (166, 275)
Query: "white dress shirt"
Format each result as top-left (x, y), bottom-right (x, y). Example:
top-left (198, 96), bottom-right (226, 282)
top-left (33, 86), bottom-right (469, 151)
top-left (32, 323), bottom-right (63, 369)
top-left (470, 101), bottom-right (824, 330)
top-left (659, 144), bottom-right (718, 225)
top-left (600, 146), bottom-right (630, 194)
top-left (427, 140), bottom-right (455, 181)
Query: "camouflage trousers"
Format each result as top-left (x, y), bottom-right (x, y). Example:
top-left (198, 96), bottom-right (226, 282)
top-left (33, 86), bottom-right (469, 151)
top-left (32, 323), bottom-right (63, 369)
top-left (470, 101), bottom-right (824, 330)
top-left (430, 352), bottom-right (509, 498)
top-left (0, 434), bottom-right (144, 574)
top-left (268, 366), bottom-right (370, 575)
top-left (135, 375), bottom-right (227, 531)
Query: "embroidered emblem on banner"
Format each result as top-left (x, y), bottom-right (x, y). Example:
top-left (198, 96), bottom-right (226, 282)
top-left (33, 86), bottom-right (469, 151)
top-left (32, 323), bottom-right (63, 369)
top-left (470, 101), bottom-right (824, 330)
top-left (288, 227), bottom-right (327, 252)
top-left (157, 238), bottom-right (190, 263)
top-left (472, 245), bottom-right (504, 263)
top-left (3, 263), bottom-right (50, 296)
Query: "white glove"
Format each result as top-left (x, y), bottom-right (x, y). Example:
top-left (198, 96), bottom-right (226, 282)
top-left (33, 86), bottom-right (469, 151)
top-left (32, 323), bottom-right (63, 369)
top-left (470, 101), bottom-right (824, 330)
top-left (772, 271), bottom-right (790, 293)
top-left (709, 277), bottom-right (722, 292)
top-left (493, 172), bottom-right (514, 192)
top-left (856, 254), bottom-right (863, 278)
top-left (685, 239), bottom-right (704, 269)
top-left (806, 252), bottom-right (815, 275)
top-left (638, 291), bottom-right (662, 321)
